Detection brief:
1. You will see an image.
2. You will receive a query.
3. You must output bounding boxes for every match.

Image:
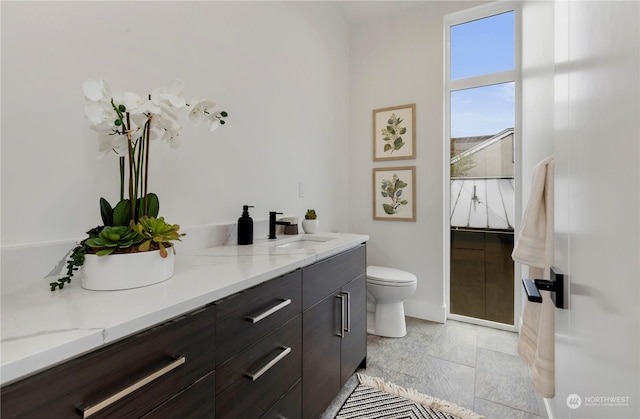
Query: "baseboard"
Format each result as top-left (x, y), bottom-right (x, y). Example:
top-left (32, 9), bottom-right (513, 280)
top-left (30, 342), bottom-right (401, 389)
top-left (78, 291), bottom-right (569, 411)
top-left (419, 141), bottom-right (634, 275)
top-left (403, 299), bottom-right (447, 323)
top-left (541, 397), bottom-right (553, 419)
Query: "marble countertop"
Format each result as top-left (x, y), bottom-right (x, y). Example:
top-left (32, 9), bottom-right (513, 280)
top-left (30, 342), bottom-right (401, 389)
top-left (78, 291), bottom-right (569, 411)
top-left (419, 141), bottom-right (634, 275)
top-left (0, 232), bottom-right (368, 386)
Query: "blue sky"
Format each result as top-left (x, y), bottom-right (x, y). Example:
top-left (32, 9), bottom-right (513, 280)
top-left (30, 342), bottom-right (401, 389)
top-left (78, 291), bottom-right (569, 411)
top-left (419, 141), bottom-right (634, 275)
top-left (450, 11), bottom-right (515, 138)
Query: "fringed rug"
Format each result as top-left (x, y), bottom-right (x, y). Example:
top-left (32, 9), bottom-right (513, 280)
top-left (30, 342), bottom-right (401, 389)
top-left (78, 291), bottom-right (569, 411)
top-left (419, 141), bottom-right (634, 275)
top-left (335, 374), bottom-right (484, 419)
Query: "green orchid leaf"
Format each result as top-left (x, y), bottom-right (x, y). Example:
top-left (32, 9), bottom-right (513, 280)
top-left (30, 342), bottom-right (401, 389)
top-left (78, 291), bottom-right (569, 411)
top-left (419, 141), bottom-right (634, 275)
top-left (113, 199), bottom-right (132, 226)
top-left (137, 193), bottom-right (160, 218)
top-left (146, 193), bottom-right (160, 217)
top-left (99, 197), bottom-right (113, 226)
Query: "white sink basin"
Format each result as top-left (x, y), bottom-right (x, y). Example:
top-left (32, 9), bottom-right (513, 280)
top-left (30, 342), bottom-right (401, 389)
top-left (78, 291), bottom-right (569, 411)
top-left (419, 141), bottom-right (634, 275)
top-left (262, 235), bottom-right (337, 249)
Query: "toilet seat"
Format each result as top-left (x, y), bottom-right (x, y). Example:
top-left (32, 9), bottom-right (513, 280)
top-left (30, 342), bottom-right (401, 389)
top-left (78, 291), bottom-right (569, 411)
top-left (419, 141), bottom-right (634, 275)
top-left (367, 266), bottom-right (417, 287)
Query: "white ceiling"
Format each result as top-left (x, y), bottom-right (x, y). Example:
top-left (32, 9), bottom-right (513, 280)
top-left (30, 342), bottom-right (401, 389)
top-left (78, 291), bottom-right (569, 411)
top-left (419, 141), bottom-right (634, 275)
top-left (330, 1), bottom-right (427, 25)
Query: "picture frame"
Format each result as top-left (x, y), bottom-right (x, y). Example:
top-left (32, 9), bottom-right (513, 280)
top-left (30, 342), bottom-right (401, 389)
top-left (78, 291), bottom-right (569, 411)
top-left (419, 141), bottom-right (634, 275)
top-left (373, 166), bottom-right (416, 221)
top-left (372, 103), bottom-right (416, 161)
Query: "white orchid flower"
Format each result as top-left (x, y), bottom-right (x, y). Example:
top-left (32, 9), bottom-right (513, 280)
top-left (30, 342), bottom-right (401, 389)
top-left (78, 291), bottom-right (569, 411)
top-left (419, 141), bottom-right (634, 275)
top-left (83, 79), bottom-right (112, 102)
top-left (85, 101), bottom-right (119, 127)
top-left (151, 79), bottom-right (187, 110)
top-left (160, 127), bottom-right (182, 148)
top-left (96, 133), bottom-right (128, 158)
top-left (206, 110), bottom-right (223, 132)
top-left (187, 99), bottom-right (216, 126)
top-left (153, 111), bottom-right (181, 132)
top-left (120, 91), bottom-right (144, 113)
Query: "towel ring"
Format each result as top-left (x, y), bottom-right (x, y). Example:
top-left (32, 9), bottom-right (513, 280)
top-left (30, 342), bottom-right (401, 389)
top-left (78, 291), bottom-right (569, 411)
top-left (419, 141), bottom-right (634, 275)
top-left (522, 266), bottom-right (566, 309)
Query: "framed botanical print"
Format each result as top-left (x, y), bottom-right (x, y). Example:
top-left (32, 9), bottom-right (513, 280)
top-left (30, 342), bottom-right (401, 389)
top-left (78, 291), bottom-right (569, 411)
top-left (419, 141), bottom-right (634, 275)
top-left (373, 166), bottom-right (416, 221)
top-left (372, 104), bottom-right (416, 161)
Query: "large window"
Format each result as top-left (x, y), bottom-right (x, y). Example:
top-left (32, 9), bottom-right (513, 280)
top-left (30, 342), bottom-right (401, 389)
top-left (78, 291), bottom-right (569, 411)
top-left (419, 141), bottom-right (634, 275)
top-left (445, 5), bottom-right (520, 329)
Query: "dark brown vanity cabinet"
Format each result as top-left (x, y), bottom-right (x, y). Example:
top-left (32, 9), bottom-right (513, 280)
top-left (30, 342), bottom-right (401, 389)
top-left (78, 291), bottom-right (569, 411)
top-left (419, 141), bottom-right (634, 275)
top-left (0, 243), bottom-right (367, 419)
top-left (301, 244), bottom-right (367, 418)
top-left (0, 305), bottom-right (216, 419)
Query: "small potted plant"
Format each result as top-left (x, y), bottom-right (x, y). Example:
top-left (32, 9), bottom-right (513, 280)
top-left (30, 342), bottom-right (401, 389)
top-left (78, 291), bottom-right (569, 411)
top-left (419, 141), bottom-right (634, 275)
top-left (302, 209), bottom-right (319, 234)
top-left (49, 78), bottom-right (227, 291)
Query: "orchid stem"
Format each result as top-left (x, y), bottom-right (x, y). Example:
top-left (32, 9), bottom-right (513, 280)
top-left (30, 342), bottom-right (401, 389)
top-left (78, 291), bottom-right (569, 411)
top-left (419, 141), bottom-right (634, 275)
top-left (126, 112), bottom-right (135, 223)
top-left (144, 115), bottom-right (152, 216)
top-left (119, 156), bottom-right (125, 201)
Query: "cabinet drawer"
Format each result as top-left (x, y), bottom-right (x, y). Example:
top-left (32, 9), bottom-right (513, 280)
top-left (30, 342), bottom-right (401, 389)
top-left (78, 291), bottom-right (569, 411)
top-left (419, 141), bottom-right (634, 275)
top-left (141, 370), bottom-right (215, 419)
top-left (215, 269), bottom-right (301, 365)
top-left (302, 244), bottom-right (366, 310)
top-left (1, 305), bottom-right (215, 419)
top-left (261, 379), bottom-right (301, 419)
top-left (216, 316), bottom-right (302, 419)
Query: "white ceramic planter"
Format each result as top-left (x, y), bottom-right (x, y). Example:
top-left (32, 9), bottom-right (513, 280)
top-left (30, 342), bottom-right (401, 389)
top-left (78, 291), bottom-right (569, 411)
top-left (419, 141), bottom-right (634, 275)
top-left (301, 219), bottom-right (319, 234)
top-left (81, 249), bottom-right (175, 291)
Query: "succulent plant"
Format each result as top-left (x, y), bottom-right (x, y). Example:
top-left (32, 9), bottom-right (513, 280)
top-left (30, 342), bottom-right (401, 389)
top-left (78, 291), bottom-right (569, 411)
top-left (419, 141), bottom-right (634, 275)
top-left (305, 209), bottom-right (317, 220)
top-left (86, 226), bottom-right (144, 256)
top-left (134, 216), bottom-right (185, 258)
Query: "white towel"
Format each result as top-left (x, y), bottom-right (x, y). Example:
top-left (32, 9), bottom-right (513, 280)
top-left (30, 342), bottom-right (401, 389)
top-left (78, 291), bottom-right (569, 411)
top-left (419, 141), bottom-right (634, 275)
top-left (512, 156), bottom-right (555, 398)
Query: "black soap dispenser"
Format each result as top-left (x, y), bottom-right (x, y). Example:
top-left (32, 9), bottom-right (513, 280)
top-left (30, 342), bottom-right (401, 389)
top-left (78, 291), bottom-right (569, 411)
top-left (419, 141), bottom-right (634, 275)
top-left (237, 205), bottom-right (254, 245)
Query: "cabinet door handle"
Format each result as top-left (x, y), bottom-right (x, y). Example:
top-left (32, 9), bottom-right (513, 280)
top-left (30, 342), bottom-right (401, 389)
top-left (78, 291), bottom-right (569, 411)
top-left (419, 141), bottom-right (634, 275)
top-left (80, 356), bottom-right (186, 418)
top-left (246, 346), bottom-right (291, 381)
top-left (336, 294), bottom-right (345, 338)
top-left (246, 299), bottom-right (292, 323)
top-left (343, 291), bottom-right (351, 333)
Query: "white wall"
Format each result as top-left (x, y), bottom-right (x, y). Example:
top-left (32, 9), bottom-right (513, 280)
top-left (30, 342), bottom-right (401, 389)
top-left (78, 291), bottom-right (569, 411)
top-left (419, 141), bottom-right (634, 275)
top-left (348, 1), bottom-right (485, 322)
top-left (1, 1), bottom-right (350, 255)
top-left (522, 1), bottom-right (640, 417)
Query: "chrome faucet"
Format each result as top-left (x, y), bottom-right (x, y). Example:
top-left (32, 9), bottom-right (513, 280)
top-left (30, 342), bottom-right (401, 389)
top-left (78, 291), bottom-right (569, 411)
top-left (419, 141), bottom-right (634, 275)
top-left (269, 211), bottom-right (291, 239)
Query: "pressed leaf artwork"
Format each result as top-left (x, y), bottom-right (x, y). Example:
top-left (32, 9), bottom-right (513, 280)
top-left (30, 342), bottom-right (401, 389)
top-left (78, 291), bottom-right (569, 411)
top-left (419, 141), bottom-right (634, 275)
top-left (380, 174), bottom-right (409, 215)
top-left (380, 113), bottom-right (407, 154)
top-left (372, 104), bottom-right (415, 161)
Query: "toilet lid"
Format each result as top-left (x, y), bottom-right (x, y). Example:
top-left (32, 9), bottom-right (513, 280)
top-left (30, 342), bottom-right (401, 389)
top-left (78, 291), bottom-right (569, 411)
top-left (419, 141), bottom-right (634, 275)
top-left (367, 266), bottom-right (416, 286)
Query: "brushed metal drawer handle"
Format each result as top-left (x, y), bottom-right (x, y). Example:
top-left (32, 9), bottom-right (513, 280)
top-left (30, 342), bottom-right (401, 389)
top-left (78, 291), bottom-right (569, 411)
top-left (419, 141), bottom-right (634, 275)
top-left (246, 346), bottom-right (291, 381)
top-left (247, 299), bottom-right (291, 324)
top-left (81, 356), bottom-right (186, 418)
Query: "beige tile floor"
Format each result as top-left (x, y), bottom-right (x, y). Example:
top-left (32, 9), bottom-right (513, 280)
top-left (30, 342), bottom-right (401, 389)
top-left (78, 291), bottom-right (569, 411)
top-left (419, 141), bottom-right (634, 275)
top-left (322, 317), bottom-right (546, 418)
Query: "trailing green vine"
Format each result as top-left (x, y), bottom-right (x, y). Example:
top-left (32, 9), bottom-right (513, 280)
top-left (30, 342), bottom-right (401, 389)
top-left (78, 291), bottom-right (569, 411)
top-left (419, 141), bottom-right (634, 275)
top-left (49, 241), bottom-right (88, 291)
top-left (49, 227), bottom-right (101, 291)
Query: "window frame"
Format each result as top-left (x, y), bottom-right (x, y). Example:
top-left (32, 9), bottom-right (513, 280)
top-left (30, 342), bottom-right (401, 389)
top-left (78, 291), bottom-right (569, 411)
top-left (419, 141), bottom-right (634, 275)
top-left (444, 1), bottom-right (522, 331)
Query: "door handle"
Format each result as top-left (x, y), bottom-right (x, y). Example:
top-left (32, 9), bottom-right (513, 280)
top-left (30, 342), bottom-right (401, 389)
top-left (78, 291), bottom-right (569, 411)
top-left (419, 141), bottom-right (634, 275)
top-left (336, 294), bottom-right (345, 338)
top-left (342, 291), bottom-right (351, 333)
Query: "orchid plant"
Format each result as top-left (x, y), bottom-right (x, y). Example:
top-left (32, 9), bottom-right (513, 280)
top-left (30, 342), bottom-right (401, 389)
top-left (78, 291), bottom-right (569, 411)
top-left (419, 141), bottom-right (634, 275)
top-left (49, 79), bottom-right (227, 291)
top-left (83, 78), bottom-right (227, 225)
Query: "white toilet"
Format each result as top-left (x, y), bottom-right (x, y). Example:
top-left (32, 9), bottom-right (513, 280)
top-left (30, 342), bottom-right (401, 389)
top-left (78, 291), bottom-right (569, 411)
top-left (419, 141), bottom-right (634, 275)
top-left (366, 266), bottom-right (417, 338)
